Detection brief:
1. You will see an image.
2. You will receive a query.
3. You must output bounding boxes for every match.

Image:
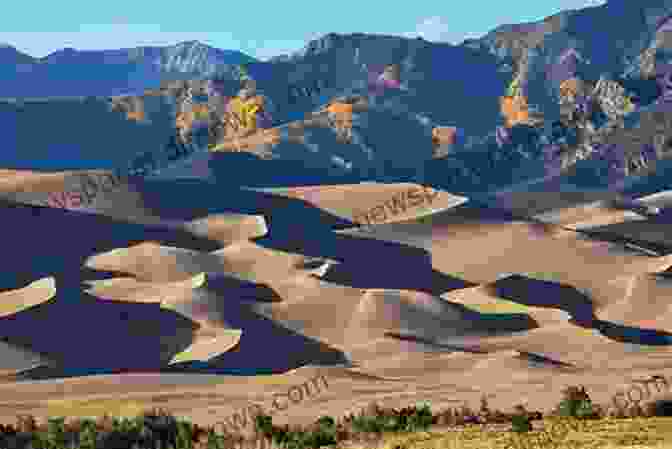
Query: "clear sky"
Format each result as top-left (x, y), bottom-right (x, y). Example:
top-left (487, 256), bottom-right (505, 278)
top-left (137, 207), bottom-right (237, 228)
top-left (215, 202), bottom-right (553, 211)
top-left (1, 0), bottom-right (607, 61)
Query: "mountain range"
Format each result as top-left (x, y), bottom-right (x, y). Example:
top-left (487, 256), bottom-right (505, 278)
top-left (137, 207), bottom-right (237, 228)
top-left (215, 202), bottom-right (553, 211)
top-left (1, 41), bottom-right (256, 98)
top-left (5, 0), bottom-right (672, 198)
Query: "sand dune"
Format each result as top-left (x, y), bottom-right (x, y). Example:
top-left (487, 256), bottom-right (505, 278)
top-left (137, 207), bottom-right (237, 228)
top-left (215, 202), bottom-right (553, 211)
top-left (469, 349), bottom-right (575, 374)
top-left (488, 188), bottom-right (623, 219)
top-left (169, 328), bottom-right (242, 365)
top-left (441, 285), bottom-right (572, 326)
top-left (84, 272), bottom-right (207, 303)
top-left (0, 278), bottom-right (60, 376)
top-left (246, 183), bottom-right (467, 227)
top-left (348, 289), bottom-right (534, 344)
top-left (0, 170), bottom-right (273, 249)
top-left (0, 277), bottom-right (56, 317)
top-left (85, 244), bottom-right (227, 282)
top-left (2, 170), bottom-right (672, 428)
top-left (0, 169), bottom-right (80, 193)
top-left (184, 214), bottom-right (268, 245)
top-left (533, 200), bottom-right (648, 230)
top-left (0, 341), bottom-right (54, 378)
top-left (596, 273), bottom-right (672, 327)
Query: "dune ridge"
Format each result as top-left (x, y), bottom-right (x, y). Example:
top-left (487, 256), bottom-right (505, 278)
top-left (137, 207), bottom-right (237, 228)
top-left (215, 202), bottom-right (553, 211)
top-left (0, 171), bottom-right (671, 428)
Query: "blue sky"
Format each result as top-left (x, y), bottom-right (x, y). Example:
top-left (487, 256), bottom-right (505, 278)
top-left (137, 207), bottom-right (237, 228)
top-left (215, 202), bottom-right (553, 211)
top-left (2, 0), bottom-right (606, 61)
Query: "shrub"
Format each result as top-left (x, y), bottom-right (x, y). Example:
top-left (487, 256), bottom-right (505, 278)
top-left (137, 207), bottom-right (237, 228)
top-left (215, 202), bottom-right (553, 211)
top-left (303, 417), bottom-right (337, 448)
top-left (0, 386), bottom-right (634, 449)
top-left (554, 385), bottom-right (598, 419)
top-left (254, 413), bottom-right (274, 437)
top-left (511, 405), bottom-right (532, 433)
top-left (350, 414), bottom-right (386, 434)
top-left (406, 404), bottom-right (433, 432)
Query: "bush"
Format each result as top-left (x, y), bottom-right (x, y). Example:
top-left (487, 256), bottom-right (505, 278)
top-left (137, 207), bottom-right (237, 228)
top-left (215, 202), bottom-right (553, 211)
top-left (350, 414), bottom-right (386, 434)
top-left (554, 385), bottom-right (598, 419)
top-left (511, 405), bottom-right (532, 433)
top-left (0, 385), bottom-right (640, 449)
top-left (252, 415), bottom-right (271, 438)
top-left (407, 404), bottom-right (433, 432)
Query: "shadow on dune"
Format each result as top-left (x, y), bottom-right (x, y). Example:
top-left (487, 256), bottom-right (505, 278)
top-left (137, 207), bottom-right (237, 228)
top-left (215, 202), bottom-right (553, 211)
top-left (11, 273), bottom-right (351, 380)
top-left (318, 260), bottom-right (473, 296)
top-left (384, 332), bottom-right (488, 353)
top-left (0, 199), bottom-right (223, 291)
top-left (78, 266), bottom-right (142, 285)
top-left (438, 301), bottom-right (540, 334)
top-left (2, 286), bottom-right (197, 379)
top-left (261, 230), bottom-right (471, 297)
top-left (486, 275), bottom-right (597, 326)
top-left (414, 199), bottom-right (535, 228)
top-left (387, 332), bottom-right (577, 369)
top-left (125, 179), bottom-right (471, 295)
top-left (0, 181), bottom-right (482, 378)
top-left (277, 201), bottom-right (527, 295)
top-left (594, 320), bottom-right (672, 346)
top-left (578, 222), bottom-right (672, 256)
top-left (127, 178), bottom-right (358, 227)
top-left (202, 274), bottom-right (284, 303)
top-left (165, 275), bottom-right (352, 375)
top-left (487, 274), bottom-right (672, 348)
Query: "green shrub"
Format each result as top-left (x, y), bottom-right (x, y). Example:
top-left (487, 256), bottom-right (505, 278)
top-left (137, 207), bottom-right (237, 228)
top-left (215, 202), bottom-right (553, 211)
top-left (0, 386), bottom-right (621, 449)
top-left (555, 385), bottom-right (596, 419)
top-left (254, 413), bottom-right (274, 436)
top-left (511, 405), bottom-right (532, 433)
top-left (407, 404), bottom-right (433, 432)
top-left (511, 414), bottom-right (532, 433)
top-left (351, 414), bottom-right (386, 434)
top-left (315, 416), bottom-right (335, 428)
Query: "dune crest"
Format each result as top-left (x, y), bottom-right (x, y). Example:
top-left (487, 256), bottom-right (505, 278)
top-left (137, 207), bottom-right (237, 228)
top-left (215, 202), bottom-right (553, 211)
top-left (85, 243), bottom-right (223, 282)
top-left (0, 277), bottom-right (56, 318)
top-left (169, 328), bottom-right (242, 364)
top-left (442, 285), bottom-right (572, 326)
top-left (85, 272), bottom-right (207, 304)
top-left (185, 214), bottom-right (268, 244)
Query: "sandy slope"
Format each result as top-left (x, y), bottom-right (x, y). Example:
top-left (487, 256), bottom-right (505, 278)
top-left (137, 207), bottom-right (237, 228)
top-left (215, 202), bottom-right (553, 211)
top-left (0, 169), bottom-right (672, 431)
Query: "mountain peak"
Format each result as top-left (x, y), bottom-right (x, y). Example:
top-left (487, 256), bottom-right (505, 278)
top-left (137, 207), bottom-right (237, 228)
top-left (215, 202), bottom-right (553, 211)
top-left (0, 44), bottom-right (36, 65)
top-left (175, 40), bottom-right (207, 47)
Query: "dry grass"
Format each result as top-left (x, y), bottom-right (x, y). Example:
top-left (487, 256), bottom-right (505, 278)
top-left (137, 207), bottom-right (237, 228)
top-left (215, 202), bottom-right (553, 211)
top-left (341, 417), bottom-right (672, 449)
top-left (43, 397), bottom-right (148, 419)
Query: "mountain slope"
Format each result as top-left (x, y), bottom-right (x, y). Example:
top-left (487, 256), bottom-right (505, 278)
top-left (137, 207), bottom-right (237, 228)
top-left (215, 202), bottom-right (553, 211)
top-left (0, 44), bottom-right (35, 65)
top-left (6, 2), bottom-right (672, 196)
top-left (0, 41), bottom-right (257, 98)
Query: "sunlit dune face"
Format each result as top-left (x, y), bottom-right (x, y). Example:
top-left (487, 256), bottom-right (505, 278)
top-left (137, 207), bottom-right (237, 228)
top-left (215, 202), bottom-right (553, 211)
top-left (430, 219), bottom-right (670, 286)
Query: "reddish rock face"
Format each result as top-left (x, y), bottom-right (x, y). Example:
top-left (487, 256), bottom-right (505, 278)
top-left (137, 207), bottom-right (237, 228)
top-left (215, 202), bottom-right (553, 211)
top-left (432, 127), bottom-right (459, 145)
top-left (500, 95), bottom-right (530, 127)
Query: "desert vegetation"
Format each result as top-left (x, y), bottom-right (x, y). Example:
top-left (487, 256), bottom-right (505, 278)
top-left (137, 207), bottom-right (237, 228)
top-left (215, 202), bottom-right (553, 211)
top-left (2, 383), bottom-right (672, 448)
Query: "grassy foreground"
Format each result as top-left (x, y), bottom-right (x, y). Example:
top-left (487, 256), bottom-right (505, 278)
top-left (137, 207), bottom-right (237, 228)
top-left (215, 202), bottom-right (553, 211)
top-left (1, 384), bottom-right (672, 448)
top-left (361, 417), bottom-right (672, 449)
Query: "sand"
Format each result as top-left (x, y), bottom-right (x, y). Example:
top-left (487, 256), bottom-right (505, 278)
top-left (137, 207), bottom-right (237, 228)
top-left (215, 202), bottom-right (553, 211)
top-left (0, 168), bottom-right (671, 432)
